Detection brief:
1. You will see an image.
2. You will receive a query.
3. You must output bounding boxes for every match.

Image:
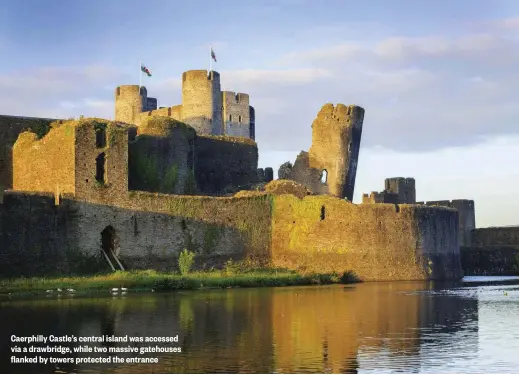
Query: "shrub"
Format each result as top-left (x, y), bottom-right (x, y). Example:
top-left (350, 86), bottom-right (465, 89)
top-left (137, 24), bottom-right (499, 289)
top-left (178, 249), bottom-right (195, 276)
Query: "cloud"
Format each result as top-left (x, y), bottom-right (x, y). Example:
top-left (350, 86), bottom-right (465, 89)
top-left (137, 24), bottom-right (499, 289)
top-left (223, 68), bottom-right (332, 88)
top-left (0, 64), bottom-right (129, 118)
top-left (3, 15), bottom-right (519, 156)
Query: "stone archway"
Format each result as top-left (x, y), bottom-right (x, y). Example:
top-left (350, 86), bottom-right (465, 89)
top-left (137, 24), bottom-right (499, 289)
top-left (101, 225), bottom-right (119, 257)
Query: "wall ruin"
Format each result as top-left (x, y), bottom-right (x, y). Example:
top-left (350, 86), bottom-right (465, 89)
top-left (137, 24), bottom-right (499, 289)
top-left (0, 115), bottom-right (57, 190)
top-left (279, 104), bottom-right (364, 201)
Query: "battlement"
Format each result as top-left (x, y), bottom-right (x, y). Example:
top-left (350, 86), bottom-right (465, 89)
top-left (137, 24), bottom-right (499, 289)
top-left (182, 70), bottom-right (220, 82)
top-left (115, 85), bottom-right (144, 97)
top-left (417, 199), bottom-right (475, 208)
top-left (316, 103), bottom-right (365, 125)
top-left (222, 91), bottom-right (250, 105)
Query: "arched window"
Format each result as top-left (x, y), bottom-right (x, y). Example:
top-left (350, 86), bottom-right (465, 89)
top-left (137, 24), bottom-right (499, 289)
top-left (238, 115), bottom-right (242, 123)
top-left (229, 114), bottom-right (232, 122)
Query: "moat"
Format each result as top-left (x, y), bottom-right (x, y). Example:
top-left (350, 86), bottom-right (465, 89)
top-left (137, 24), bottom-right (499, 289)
top-left (1, 277), bottom-right (518, 374)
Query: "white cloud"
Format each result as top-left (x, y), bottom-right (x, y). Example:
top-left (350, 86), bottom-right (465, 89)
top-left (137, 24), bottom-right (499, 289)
top-left (224, 68), bottom-right (332, 87)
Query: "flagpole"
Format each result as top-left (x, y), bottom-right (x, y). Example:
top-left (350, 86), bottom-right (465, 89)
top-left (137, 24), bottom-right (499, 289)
top-left (209, 45), bottom-right (212, 73)
top-left (139, 61), bottom-right (142, 89)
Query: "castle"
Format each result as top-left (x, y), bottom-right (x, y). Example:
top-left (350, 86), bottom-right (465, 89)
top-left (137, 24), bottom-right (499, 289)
top-left (0, 69), bottom-right (470, 281)
top-left (361, 178), bottom-right (476, 247)
top-left (115, 70), bottom-right (255, 139)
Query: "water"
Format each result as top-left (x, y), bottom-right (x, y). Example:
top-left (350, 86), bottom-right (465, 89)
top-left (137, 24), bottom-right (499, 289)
top-left (1, 277), bottom-right (519, 373)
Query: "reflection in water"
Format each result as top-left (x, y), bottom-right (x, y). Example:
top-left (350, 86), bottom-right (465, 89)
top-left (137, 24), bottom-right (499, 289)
top-left (1, 279), bottom-right (518, 373)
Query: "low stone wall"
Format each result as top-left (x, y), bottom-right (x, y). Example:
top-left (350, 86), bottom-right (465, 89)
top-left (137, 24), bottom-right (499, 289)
top-left (0, 191), bottom-right (272, 277)
top-left (1, 191), bottom-right (463, 281)
top-left (270, 195), bottom-right (461, 281)
top-left (461, 246), bottom-right (519, 276)
top-left (471, 226), bottom-right (519, 247)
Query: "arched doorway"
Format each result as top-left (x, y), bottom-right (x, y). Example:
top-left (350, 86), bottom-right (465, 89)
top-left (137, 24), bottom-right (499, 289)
top-left (101, 225), bottom-right (119, 257)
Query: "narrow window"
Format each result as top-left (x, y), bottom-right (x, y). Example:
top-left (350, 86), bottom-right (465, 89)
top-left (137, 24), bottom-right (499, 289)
top-left (320, 205), bottom-right (326, 220)
top-left (321, 169), bottom-right (328, 184)
top-left (238, 115), bottom-right (242, 123)
top-left (229, 114), bottom-right (232, 122)
top-left (96, 128), bottom-right (106, 148)
top-left (96, 152), bottom-right (106, 184)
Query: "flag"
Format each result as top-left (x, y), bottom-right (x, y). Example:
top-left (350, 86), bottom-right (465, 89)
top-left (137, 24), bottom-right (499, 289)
top-left (211, 48), bottom-right (217, 62)
top-left (141, 64), bottom-right (152, 77)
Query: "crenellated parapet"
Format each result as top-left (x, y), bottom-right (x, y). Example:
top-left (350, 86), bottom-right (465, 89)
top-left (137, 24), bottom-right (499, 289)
top-left (115, 85), bottom-right (148, 126)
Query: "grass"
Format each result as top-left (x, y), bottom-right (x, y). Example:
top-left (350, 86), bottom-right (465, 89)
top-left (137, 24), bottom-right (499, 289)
top-left (0, 269), bottom-right (359, 298)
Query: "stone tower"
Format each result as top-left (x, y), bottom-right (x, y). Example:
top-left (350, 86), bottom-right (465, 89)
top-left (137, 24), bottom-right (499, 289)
top-left (281, 104), bottom-right (365, 201)
top-left (115, 85), bottom-right (147, 126)
top-left (385, 177), bottom-right (416, 204)
top-left (222, 92), bottom-right (250, 138)
top-left (181, 70), bottom-right (223, 135)
top-left (308, 104), bottom-right (365, 201)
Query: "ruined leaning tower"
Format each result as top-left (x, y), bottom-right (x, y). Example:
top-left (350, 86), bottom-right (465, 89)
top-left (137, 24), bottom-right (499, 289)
top-left (308, 104), bottom-right (365, 201)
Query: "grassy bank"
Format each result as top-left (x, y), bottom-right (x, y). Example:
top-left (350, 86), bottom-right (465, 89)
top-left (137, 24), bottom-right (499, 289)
top-left (0, 269), bottom-right (359, 297)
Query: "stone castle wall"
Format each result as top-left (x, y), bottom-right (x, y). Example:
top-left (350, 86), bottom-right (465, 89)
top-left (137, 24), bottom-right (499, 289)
top-left (271, 195), bottom-right (461, 281)
top-left (12, 121), bottom-right (76, 195)
top-left (129, 117), bottom-right (196, 195)
top-left (194, 135), bottom-right (259, 195)
top-left (8, 117), bottom-right (260, 198)
top-left (0, 190), bottom-right (272, 277)
top-left (0, 115), bottom-right (57, 190)
top-left (417, 200), bottom-right (475, 246)
top-left (0, 189), bottom-right (462, 281)
top-left (470, 226), bottom-right (519, 247)
top-left (461, 246), bottom-right (519, 276)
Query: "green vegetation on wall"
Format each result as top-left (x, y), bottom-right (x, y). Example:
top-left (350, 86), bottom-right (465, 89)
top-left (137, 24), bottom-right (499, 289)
top-left (184, 169), bottom-right (196, 195)
top-left (162, 164), bottom-right (179, 192)
top-left (29, 119), bottom-right (53, 139)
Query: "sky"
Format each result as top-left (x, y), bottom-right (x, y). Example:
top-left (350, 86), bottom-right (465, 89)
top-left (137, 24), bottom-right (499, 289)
top-left (1, 0), bottom-right (518, 227)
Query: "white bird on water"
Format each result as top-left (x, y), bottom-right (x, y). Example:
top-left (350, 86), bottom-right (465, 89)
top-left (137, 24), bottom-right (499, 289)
top-left (67, 288), bottom-right (75, 293)
top-left (45, 290), bottom-right (53, 293)
top-left (57, 288), bottom-right (62, 293)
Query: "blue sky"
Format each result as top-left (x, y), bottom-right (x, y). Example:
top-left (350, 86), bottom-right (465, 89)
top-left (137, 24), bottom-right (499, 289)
top-left (1, 0), bottom-right (519, 227)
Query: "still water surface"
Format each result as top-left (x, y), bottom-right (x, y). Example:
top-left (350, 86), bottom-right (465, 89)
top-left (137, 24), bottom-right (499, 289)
top-left (1, 277), bottom-right (519, 373)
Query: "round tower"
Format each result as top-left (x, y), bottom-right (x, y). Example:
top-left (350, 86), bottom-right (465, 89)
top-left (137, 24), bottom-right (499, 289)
top-left (115, 85), bottom-right (146, 126)
top-left (181, 70), bottom-right (222, 135)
